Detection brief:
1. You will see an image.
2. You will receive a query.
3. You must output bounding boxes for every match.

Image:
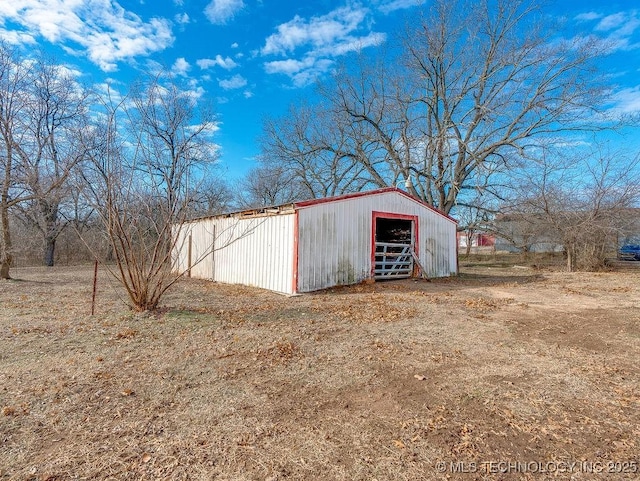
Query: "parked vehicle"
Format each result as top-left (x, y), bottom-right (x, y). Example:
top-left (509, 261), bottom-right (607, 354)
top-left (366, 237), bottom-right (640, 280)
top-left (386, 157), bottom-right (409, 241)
top-left (618, 244), bottom-right (640, 261)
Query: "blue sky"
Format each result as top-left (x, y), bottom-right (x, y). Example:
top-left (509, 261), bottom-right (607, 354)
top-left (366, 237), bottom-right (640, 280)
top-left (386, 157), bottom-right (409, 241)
top-left (1, 0), bottom-right (639, 180)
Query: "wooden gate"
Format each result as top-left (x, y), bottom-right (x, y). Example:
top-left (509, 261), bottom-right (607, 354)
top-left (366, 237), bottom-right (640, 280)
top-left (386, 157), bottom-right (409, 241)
top-left (374, 242), bottom-right (414, 279)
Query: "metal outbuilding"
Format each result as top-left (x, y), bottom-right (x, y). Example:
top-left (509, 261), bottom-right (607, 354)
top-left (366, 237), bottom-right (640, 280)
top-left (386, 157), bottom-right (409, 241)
top-left (173, 187), bottom-right (457, 294)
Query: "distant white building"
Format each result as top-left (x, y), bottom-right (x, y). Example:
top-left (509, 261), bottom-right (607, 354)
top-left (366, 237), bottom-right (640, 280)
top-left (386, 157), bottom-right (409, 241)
top-left (173, 187), bottom-right (458, 294)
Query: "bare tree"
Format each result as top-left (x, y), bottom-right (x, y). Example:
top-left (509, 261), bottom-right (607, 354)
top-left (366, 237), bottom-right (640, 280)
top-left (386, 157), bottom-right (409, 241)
top-left (261, 101), bottom-right (376, 199)
top-left (501, 146), bottom-right (640, 270)
top-left (187, 176), bottom-right (234, 216)
top-left (237, 161), bottom-right (306, 208)
top-left (13, 54), bottom-right (90, 267)
top-left (456, 194), bottom-right (496, 256)
top-left (84, 74), bottom-right (219, 310)
top-left (0, 44), bottom-right (28, 279)
top-left (261, 0), bottom-right (611, 215)
top-left (0, 44), bottom-right (85, 278)
top-left (490, 212), bottom-right (548, 257)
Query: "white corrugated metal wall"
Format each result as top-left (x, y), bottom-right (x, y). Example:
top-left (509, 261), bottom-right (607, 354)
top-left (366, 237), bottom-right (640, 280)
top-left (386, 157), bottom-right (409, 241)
top-left (173, 218), bottom-right (215, 280)
top-left (296, 191), bottom-right (457, 292)
top-left (175, 190), bottom-right (456, 294)
top-left (174, 213), bottom-right (296, 294)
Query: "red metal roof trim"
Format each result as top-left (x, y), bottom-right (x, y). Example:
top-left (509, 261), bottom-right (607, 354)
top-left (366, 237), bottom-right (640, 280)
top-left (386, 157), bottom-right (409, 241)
top-left (294, 187), bottom-right (457, 224)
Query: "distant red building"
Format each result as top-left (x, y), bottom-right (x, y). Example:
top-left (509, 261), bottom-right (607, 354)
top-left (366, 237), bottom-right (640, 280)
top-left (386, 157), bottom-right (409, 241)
top-left (457, 231), bottom-right (495, 248)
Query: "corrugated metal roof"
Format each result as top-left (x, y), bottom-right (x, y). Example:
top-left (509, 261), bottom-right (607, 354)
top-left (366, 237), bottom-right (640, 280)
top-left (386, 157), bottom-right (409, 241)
top-left (185, 203), bottom-right (296, 223)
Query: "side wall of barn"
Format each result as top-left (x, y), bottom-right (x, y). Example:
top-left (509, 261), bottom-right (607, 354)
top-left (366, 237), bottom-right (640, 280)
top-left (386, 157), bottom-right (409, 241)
top-left (296, 191), bottom-right (457, 292)
top-left (174, 213), bottom-right (296, 294)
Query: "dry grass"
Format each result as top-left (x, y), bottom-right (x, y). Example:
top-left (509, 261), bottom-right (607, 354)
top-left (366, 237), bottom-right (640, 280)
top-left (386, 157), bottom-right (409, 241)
top-left (0, 265), bottom-right (639, 480)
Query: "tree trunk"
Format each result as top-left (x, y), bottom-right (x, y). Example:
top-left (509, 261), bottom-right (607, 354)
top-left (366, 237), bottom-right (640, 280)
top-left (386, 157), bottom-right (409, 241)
top-left (44, 237), bottom-right (56, 267)
top-left (566, 245), bottom-right (575, 272)
top-left (39, 201), bottom-right (60, 267)
top-left (0, 202), bottom-right (12, 279)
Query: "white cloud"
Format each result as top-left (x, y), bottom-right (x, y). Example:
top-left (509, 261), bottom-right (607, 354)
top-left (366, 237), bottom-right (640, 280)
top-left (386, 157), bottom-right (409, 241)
top-left (611, 15), bottom-right (640, 38)
top-left (188, 122), bottom-right (220, 136)
top-left (611, 86), bottom-right (640, 114)
top-left (590, 11), bottom-right (640, 52)
top-left (320, 32), bottom-right (386, 57)
top-left (377, 0), bottom-right (425, 15)
top-left (0, 0), bottom-right (173, 72)
top-left (260, 5), bottom-right (386, 86)
top-left (261, 6), bottom-right (371, 56)
top-left (197, 55), bottom-right (238, 70)
top-left (184, 86), bottom-right (207, 101)
top-left (175, 12), bottom-right (190, 25)
top-left (205, 0), bottom-right (244, 25)
top-left (264, 57), bottom-right (315, 76)
top-left (172, 57), bottom-right (190, 76)
top-left (575, 12), bottom-right (601, 22)
top-left (265, 57), bottom-right (334, 87)
top-left (0, 29), bottom-right (37, 45)
top-left (94, 79), bottom-right (125, 103)
top-left (197, 59), bottom-right (216, 69)
top-left (539, 137), bottom-right (590, 149)
top-left (243, 90), bottom-right (253, 99)
top-left (218, 74), bottom-right (247, 89)
top-left (58, 64), bottom-right (83, 79)
top-left (143, 59), bottom-right (165, 75)
top-left (231, 42), bottom-right (239, 48)
top-left (596, 13), bottom-right (628, 31)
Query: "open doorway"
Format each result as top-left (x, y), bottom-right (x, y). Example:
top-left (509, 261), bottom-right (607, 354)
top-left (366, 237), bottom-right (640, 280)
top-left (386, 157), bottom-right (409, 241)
top-left (372, 213), bottom-right (417, 280)
top-left (375, 217), bottom-right (412, 244)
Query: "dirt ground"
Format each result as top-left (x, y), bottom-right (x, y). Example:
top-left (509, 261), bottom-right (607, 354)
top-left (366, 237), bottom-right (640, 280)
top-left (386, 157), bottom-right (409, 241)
top-left (0, 262), bottom-right (638, 480)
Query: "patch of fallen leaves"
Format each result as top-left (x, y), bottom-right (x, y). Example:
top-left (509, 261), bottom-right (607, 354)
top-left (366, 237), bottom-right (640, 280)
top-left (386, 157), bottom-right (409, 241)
top-left (429, 350), bottom-right (463, 363)
top-left (9, 324), bottom-right (70, 336)
top-left (172, 302), bottom-right (288, 325)
top-left (463, 297), bottom-right (514, 312)
top-left (257, 339), bottom-right (302, 364)
top-left (114, 327), bottom-right (138, 339)
top-left (311, 293), bottom-right (417, 323)
top-left (604, 286), bottom-right (633, 293)
top-left (451, 423), bottom-right (480, 456)
top-left (415, 291), bottom-right (454, 304)
top-left (2, 406), bottom-right (16, 416)
top-left (2, 404), bottom-right (28, 416)
top-left (562, 286), bottom-right (589, 296)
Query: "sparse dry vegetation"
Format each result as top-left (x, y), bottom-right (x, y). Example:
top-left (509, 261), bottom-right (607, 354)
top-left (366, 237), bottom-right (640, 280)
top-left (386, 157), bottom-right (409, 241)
top-left (1, 264), bottom-right (639, 480)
